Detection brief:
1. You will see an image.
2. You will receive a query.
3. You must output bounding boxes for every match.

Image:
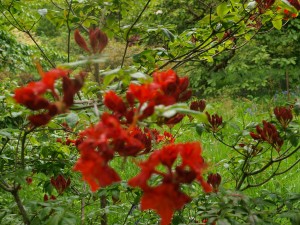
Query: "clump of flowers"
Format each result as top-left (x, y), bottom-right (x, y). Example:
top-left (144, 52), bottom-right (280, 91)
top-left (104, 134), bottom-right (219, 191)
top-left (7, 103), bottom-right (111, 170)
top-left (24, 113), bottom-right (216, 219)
top-left (128, 142), bottom-right (212, 225)
top-left (207, 173), bottom-right (222, 192)
top-left (250, 120), bottom-right (283, 151)
top-left (14, 68), bottom-right (85, 126)
top-left (74, 28), bottom-right (108, 54)
top-left (206, 112), bottom-right (223, 132)
top-left (74, 69), bottom-right (193, 193)
top-left (51, 174), bottom-right (71, 195)
top-left (274, 106), bottom-right (293, 129)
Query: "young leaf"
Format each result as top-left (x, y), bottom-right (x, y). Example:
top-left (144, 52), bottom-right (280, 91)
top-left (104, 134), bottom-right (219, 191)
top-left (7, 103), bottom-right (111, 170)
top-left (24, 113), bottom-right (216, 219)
top-left (272, 19), bottom-right (282, 30)
top-left (217, 3), bottom-right (230, 18)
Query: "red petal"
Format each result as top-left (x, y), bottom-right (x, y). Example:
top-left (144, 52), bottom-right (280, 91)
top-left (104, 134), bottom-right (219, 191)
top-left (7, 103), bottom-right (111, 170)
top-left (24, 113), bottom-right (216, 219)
top-left (73, 149), bottom-right (120, 192)
top-left (74, 29), bottom-right (90, 52)
top-left (141, 183), bottom-right (190, 225)
top-left (28, 114), bottom-right (52, 126)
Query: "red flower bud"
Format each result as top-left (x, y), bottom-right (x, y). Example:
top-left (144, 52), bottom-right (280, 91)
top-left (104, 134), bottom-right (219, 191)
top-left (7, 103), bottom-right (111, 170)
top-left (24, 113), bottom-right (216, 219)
top-left (26, 177), bottom-right (32, 185)
top-left (190, 99), bottom-right (206, 112)
top-left (74, 29), bottom-right (90, 52)
top-left (207, 173), bottom-right (222, 192)
top-left (51, 174), bottom-right (71, 194)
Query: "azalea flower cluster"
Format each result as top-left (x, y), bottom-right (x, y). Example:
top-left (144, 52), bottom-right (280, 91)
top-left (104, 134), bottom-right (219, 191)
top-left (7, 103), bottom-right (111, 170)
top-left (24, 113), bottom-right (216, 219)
top-left (206, 112), bottom-right (223, 132)
top-left (14, 68), bottom-right (85, 126)
top-left (274, 106), bottom-right (293, 129)
top-left (104, 69), bottom-right (192, 126)
top-left (74, 28), bottom-right (108, 54)
top-left (72, 68), bottom-right (215, 224)
top-left (14, 28), bottom-right (212, 225)
top-left (51, 174), bottom-right (71, 195)
top-left (250, 120), bottom-right (284, 151)
top-left (74, 69), bottom-right (191, 191)
top-left (128, 142), bottom-right (212, 225)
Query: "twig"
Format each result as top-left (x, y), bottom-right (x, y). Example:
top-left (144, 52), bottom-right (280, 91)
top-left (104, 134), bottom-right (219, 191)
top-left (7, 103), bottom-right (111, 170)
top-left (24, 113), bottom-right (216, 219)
top-left (121, 0), bottom-right (151, 68)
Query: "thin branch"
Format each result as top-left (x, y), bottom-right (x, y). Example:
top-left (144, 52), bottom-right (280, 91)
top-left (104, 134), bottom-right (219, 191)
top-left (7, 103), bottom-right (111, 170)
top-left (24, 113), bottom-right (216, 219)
top-left (0, 138), bottom-right (10, 154)
top-left (275, 157), bottom-right (300, 176)
top-left (0, 179), bottom-right (12, 192)
top-left (121, 0), bottom-right (151, 68)
top-left (11, 187), bottom-right (30, 225)
top-left (66, 0), bottom-right (73, 63)
top-left (0, 2), bottom-right (56, 68)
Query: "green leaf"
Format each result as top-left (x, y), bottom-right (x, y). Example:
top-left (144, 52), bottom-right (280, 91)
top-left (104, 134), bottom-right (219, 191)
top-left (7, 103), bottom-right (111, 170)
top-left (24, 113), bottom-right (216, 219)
top-left (217, 3), bottom-right (230, 18)
top-left (161, 28), bottom-right (175, 42)
top-left (0, 129), bottom-right (11, 138)
top-left (272, 19), bottom-right (282, 30)
top-left (45, 210), bottom-right (64, 225)
top-left (11, 112), bottom-right (22, 117)
top-left (65, 112), bottom-right (79, 128)
top-left (196, 124), bottom-right (205, 136)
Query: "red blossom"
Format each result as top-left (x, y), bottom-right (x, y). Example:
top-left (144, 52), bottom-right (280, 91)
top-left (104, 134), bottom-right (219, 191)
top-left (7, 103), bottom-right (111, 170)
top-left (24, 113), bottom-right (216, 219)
top-left (28, 113), bottom-right (52, 126)
top-left (128, 34), bottom-right (140, 47)
top-left (73, 148), bottom-right (121, 192)
top-left (207, 173), bottom-right (222, 192)
top-left (14, 82), bottom-right (49, 110)
top-left (128, 83), bottom-right (159, 105)
top-left (255, 0), bottom-right (276, 13)
top-left (274, 106), bottom-right (293, 129)
top-left (26, 177), bottom-right (32, 185)
top-left (44, 194), bottom-right (56, 201)
top-left (140, 183), bottom-right (191, 225)
top-left (104, 91), bottom-right (127, 115)
top-left (13, 68), bottom-right (85, 127)
top-left (250, 120), bottom-right (283, 151)
top-left (202, 219), bottom-right (216, 225)
top-left (74, 29), bottom-right (90, 52)
top-left (75, 28), bottom-right (108, 54)
top-left (288, 0), bottom-right (300, 10)
top-left (50, 174), bottom-right (71, 194)
top-left (190, 99), bottom-right (206, 112)
top-left (164, 113), bottom-right (184, 126)
top-left (89, 28), bottom-right (108, 53)
top-left (128, 142), bottom-right (211, 225)
top-left (206, 112), bottom-right (223, 132)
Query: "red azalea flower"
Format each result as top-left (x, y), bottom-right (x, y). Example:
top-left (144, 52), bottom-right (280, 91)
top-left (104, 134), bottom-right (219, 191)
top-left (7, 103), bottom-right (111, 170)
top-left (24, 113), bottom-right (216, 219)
top-left (26, 177), bottom-right (33, 185)
top-left (140, 183), bottom-right (191, 225)
top-left (190, 100), bottom-right (206, 112)
top-left (274, 106), bottom-right (293, 129)
top-left (207, 173), bottom-right (222, 192)
top-left (62, 72), bottom-right (86, 107)
top-left (128, 142), bottom-right (211, 225)
top-left (89, 28), bottom-right (108, 53)
top-left (43, 194), bottom-right (48, 201)
top-left (50, 174), bottom-right (71, 194)
top-left (104, 91), bottom-right (127, 115)
top-left (288, 0), bottom-right (300, 10)
top-left (250, 120), bottom-right (283, 151)
top-left (206, 112), bottom-right (223, 132)
top-left (14, 68), bottom-right (85, 127)
top-left (14, 82), bottom-right (49, 110)
top-left (255, 0), bottom-right (276, 13)
top-left (128, 83), bottom-right (159, 104)
top-left (75, 28), bottom-right (108, 53)
top-left (41, 68), bottom-right (68, 91)
top-left (74, 29), bottom-right (90, 52)
top-left (164, 113), bottom-right (184, 126)
top-left (28, 113), bottom-right (52, 126)
top-left (73, 148), bottom-right (120, 192)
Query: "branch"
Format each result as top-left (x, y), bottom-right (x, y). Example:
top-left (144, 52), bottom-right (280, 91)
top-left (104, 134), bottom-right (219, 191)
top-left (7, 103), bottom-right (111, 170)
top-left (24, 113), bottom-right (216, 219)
top-left (0, 2), bottom-right (56, 68)
top-left (65, 0), bottom-right (73, 63)
top-left (11, 187), bottom-right (30, 225)
top-left (121, 0), bottom-right (151, 68)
